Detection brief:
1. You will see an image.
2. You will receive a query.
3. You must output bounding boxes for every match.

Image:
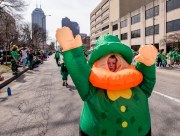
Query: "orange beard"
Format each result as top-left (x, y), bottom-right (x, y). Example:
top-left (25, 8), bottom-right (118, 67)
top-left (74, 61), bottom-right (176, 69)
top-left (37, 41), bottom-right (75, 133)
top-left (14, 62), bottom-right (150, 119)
top-left (89, 65), bottom-right (143, 91)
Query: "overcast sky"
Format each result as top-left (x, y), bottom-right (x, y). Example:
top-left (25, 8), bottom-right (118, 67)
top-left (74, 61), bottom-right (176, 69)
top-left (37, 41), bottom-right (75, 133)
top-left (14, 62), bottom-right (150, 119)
top-left (23, 0), bottom-right (101, 43)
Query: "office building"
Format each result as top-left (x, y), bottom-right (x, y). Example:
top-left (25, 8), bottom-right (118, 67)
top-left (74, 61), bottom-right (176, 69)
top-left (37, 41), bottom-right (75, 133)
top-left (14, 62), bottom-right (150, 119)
top-left (90, 0), bottom-right (180, 52)
top-left (32, 6), bottom-right (46, 32)
top-left (62, 17), bottom-right (80, 36)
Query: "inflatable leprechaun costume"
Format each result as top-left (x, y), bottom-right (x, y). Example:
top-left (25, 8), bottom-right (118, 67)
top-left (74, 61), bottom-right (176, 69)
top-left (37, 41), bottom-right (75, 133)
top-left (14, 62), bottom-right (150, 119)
top-left (56, 27), bottom-right (157, 136)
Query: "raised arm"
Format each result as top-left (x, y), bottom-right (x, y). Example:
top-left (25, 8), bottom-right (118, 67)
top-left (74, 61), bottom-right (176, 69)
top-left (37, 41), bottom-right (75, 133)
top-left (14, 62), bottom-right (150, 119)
top-left (134, 45), bottom-right (158, 98)
top-left (56, 27), bottom-right (91, 100)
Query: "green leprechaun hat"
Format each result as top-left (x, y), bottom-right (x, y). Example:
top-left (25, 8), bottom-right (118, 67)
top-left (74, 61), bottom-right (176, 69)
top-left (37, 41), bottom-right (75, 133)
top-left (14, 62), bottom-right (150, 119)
top-left (88, 34), bottom-right (133, 66)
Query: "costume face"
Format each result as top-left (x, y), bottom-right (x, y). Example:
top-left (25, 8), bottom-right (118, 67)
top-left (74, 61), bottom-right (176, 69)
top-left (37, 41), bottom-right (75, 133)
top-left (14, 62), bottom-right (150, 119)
top-left (107, 57), bottom-right (117, 72)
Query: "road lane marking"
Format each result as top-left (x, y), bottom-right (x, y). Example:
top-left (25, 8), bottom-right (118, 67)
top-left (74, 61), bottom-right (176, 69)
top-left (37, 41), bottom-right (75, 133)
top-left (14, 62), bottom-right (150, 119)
top-left (153, 91), bottom-right (180, 104)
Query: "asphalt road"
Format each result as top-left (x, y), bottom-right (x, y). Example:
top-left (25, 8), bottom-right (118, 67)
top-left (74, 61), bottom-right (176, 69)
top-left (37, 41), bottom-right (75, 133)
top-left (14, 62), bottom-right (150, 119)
top-left (150, 69), bottom-right (180, 136)
top-left (0, 55), bottom-right (179, 136)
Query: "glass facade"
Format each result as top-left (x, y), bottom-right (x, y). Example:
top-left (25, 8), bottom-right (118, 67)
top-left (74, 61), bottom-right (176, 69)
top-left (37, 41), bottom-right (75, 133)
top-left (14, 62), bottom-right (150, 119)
top-left (102, 25), bottom-right (109, 31)
top-left (120, 33), bottom-right (128, 40)
top-left (112, 24), bottom-right (118, 31)
top-left (32, 8), bottom-right (46, 31)
top-left (145, 24), bottom-right (159, 36)
top-left (120, 19), bottom-right (127, 28)
top-left (131, 14), bottom-right (140, 24)
top-left (145, 6), bottom-right (159, 20)
top-left (131, 29), bottom-right (140, 38)
top-left (62, 17), bottom-right (80, 35)
top-left (167, 19), bottom-right (180, 33)
top-left (167, 0), bottom-right (180, 12)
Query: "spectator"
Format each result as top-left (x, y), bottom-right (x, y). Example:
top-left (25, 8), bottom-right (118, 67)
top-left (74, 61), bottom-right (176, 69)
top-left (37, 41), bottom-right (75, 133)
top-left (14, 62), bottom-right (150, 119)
top-left (54, 51), bottom-right (60, 66)
top-left (28, 49), bottom-right (34, 70)
top-left (21, 47), bottom-right (28, 69)
top-left (11, 45), bottom-right (20, 75)
top-left (59, 59), bottom-right (69, 86)
top-left (0, 49), bottom-right (3, 65)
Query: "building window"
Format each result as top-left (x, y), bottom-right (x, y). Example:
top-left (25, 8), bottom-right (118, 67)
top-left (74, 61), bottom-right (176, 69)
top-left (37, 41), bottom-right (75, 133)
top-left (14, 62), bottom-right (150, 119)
top-left (102, 25), bottom-right (109, 31)
top-left (120, 33), bottom-right (128, 40)
top-left (102, 1), bottom-right (109, 9)
top-left (102, 9), bottom-right (109, 17)
top-left (167, 0), bottom-right (180, 12)
top-left (96, 9), bottom-right (101, 15)
top-left (167, 19), bottom-right (180, 33)
top-left (131, 14), bottom-right (140, 25)
top-left (131, 29), bottom-right (140, 38)
top-left (95, 29), bottom-right (101, 34)
top-left (96, 16), bottom-right (101, 22)
top-left (102, 18), bottom-right (109, 24)
top-left (112, 24), bottom-right (118, 31)
top-left (120, 19), bottom-right (127, 28)
top-left (96, 22), bottom-right (102, 28)
top-left (145, 24), bottom-right (159, 36)
top-left (145, 5), bottom-right (159, 20)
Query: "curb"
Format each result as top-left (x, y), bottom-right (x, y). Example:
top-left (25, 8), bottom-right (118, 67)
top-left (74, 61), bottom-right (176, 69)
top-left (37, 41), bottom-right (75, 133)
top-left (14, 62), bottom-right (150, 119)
top-left (0, 68), bottom-right (29, 89)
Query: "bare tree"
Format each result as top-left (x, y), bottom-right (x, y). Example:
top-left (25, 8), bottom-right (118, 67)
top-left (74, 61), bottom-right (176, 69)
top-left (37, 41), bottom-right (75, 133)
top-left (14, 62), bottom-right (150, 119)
top-left (0, 11), bottom-right (17, 49)
top-left (17, 22), bottom-right (32, 47)
top-left (0, 0), bottom-right (28, 20)
top-left (160, 32), bottom-right (180, 52)
top-left (49, 42), bottom-right (55, 51)
top-left (32, 24), bottom-right (45, 49)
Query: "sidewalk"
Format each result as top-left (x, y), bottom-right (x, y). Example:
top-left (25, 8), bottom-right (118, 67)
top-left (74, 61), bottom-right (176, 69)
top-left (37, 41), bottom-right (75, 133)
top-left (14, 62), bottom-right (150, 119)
top-left (0, 65), bottom-right (28, 89)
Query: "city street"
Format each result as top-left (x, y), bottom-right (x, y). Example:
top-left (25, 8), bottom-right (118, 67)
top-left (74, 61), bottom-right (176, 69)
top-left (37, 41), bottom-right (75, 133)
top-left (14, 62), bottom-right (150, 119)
top-left (0, 55), bottom-right (180, 136)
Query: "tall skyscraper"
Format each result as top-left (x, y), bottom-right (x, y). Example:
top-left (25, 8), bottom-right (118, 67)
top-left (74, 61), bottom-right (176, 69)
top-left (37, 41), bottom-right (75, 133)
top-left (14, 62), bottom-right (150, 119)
top-left (62, 17), bottom-right (80, 35)
top-left (32, 6), bottom-right (46, 32)
top-left (31, 5), bottom-right (46, 48)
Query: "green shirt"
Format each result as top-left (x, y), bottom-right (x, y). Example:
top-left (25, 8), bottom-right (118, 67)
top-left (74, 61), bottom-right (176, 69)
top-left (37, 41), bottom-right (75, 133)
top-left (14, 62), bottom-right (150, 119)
top-left (54, 52), bottom-right (60, 59)
top-left (11, 51), bottom-right (19, 62)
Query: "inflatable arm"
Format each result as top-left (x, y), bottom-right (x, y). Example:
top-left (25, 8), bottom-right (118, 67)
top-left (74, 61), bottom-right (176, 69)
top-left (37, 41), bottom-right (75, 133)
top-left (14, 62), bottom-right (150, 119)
top-left (134, 45), bottom-right (157, 97)
top-left (56, 27), bottom-right (92, 100)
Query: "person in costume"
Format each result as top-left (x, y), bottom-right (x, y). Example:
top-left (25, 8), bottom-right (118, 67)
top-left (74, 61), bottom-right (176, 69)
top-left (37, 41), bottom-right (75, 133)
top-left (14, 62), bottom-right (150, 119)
top-left (161, 52), bottom-right (167, 67)
top-left (54, 50), bottom-right (61, 66)
top-left (56, 27), bottom-right (157, 136)
top-left (59, 59), bottom-right (69, 86)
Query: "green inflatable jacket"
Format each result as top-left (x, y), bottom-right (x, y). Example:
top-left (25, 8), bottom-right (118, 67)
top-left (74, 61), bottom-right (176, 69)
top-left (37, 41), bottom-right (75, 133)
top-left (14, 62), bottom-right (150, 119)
top-left (62, 34), bottom-right (156, 136)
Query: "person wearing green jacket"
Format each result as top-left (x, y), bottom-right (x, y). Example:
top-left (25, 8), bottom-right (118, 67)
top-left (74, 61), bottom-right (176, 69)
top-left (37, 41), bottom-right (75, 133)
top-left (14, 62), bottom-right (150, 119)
top-left (54, 51), bottom-right (60, 66)
top-left (56, 27), bottom-right (157, 136)
top-left (11, 45), bottom-right (20, 75)
top-left (59, 59), bottom-right (69, 86)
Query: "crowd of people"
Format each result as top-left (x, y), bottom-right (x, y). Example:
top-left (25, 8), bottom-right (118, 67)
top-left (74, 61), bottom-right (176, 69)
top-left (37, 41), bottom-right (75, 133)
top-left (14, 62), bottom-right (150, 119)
top-left (156, 48), bottom-right (180, 68)
top-left (0, 45), bottom-right (52, 75)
